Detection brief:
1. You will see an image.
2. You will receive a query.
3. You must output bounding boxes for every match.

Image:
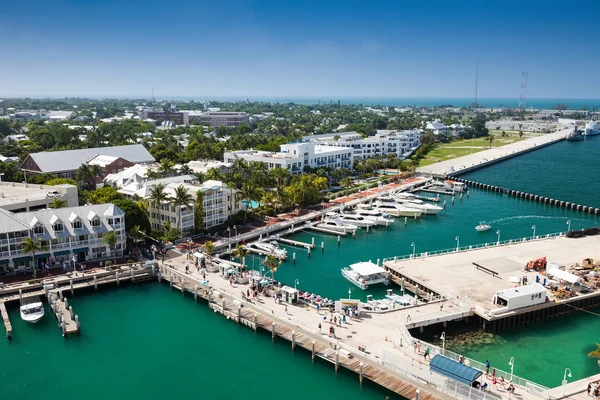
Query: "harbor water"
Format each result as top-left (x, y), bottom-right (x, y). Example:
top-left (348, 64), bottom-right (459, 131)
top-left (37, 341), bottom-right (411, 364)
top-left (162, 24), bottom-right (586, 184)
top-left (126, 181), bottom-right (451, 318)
top-left (0, 284), bottom-right (398, 400)
top-left (460, 135), bottom-right (600, 208)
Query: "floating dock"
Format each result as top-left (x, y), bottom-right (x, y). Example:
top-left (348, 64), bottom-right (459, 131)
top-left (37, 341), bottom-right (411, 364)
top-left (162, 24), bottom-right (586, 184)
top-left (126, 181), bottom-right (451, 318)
top-left (0, 302), bottom-right (11, 339)
top-left (275, 237), bottom-right (315, 250)
top-left (48, 291), bottom-right (80, 337)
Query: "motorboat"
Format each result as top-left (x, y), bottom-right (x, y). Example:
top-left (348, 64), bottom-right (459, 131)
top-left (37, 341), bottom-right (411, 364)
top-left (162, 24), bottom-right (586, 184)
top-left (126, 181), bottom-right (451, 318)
top-left (475, 222), bottom-right (492, 232)
top-left (384, 289), bottom-right (414, 306)
top-left (395, 193), bottom-right (443, 215)
top-left (341, 261), bottom-right (390, 290)
top-left (336, 213), bottom-right (377, 228)
top-left (20, 297), bottom-right (45, 323)
top-left (352, 207), bottom-right (395, 226)
top-left (566, 127), bottom-right (585, 141)
top-left (373, 200), bottom-right (423, 218)
top-left (315, 217), bottom-right (358, 233)
top-left (366, 295), bottom-right (390, 311)
top-left (247, 241), bottom-right (288, 260)
top-left (444, 180), bottom-right (466, 192)
top-left (585, 120), bottom-right (599, 136)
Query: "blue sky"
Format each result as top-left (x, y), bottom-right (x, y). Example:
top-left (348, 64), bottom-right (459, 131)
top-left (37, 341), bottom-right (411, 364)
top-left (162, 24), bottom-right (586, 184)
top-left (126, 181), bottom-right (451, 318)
top-left (1, 0), bottom-right (599, 99)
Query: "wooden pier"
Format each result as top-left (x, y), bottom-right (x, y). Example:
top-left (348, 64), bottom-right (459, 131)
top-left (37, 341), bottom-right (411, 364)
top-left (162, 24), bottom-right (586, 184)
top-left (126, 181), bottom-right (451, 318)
top-left (48, 291), bottom-right (80, 336)
top-left (159, 265), bottom-right (443, 400)
top-left (0, 302), bottom-right (11, 339)
top-left (276, 237), bottom-right (315, 250)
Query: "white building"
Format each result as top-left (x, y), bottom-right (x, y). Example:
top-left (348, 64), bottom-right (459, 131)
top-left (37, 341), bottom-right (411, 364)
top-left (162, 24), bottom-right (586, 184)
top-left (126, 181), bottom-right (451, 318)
top-left (8, 112), bottom-right (46, 122)
top-left (426, 121), bottom-right (451, 136)
top-left (103, 164), bottom-right (155, 188)
top-left (224, 142), bottom-right (353, 174)
top-left (2, 134), bottom-right (29, 143)
top-left (304, 130), bottom-right (420, 161)
top-left (0, 182), bottom-right (79, 213)
top-left (0, 203), bottom-right (126, 273)
top-left (118, 176), bottom-right (240, 231)
top-left (186, 160), bottom-right (232, 175)
top-left (48, 111), bottom-right (76, 122)
top-left (492, 283), bottom-right (547, 313)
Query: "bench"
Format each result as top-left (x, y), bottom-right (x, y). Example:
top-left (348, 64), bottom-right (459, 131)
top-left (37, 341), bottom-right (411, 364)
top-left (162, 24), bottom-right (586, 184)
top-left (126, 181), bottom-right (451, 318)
top-left (473, 262), bottom-right (498, 278)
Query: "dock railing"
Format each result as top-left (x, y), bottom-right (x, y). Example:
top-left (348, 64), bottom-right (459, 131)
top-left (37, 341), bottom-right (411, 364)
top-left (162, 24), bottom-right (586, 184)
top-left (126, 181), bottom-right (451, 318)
top-left (382, 232), bottom-right (565, 264)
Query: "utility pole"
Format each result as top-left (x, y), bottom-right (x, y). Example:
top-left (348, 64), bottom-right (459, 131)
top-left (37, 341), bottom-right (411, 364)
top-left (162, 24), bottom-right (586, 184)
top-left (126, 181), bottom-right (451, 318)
top-left (518, 72), bottom-right (528, 109)
top-left (472, 60), bottom-right (479, 109)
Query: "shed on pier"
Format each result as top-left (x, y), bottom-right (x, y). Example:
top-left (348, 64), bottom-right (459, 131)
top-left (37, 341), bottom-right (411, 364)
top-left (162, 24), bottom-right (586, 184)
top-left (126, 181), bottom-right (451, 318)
top-left (492, 283), bottom-right (547, 311)
top-left (429, 355), bottom-right (483, 386)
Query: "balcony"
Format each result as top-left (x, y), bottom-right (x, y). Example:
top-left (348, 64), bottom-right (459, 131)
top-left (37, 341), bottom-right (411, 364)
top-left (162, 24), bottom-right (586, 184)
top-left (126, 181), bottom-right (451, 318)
top-left (0, 251), bottom-right (9, 257)
top-left (52, 243), bottom-right (71, 249)
top-left (72, 240), bottom-right (89, 246)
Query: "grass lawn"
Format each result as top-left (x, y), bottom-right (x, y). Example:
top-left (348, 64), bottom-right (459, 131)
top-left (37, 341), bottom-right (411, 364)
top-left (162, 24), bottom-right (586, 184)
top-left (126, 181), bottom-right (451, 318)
top-left (419, 131), bottom-right (542, 167)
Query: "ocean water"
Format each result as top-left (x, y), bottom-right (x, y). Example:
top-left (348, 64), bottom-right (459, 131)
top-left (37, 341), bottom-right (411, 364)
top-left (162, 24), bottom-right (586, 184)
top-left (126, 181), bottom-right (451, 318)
top-left (243, 187), bottom-right (599, 303)
top-left (0, 284), bottom-right (398, 400)
top-left (460, 136), bottom-right (600, 208)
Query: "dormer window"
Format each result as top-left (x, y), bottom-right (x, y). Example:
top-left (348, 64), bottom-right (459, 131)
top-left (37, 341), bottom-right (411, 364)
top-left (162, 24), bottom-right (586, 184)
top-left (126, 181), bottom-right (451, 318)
top-left (91, 218), bottom-right (101, 227)
top-left (33, 225), bottom-right (44, 235)
top-left (53, 223), bottom-right (64, 232)
top-left (72, 220), bottom-right (82, 230)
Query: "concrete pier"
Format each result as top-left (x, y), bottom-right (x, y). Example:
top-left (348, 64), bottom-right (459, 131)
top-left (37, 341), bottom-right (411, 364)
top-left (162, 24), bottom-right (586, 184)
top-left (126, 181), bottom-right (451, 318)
top-left (0, 302), bottom-right (11, 339)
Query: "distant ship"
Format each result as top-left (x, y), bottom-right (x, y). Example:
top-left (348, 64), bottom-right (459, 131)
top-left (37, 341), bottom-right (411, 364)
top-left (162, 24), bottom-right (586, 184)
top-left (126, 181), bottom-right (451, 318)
top-left (566, 127), bottom-right (585, 141)
top-left (585, 120), bottom-right (599, 136)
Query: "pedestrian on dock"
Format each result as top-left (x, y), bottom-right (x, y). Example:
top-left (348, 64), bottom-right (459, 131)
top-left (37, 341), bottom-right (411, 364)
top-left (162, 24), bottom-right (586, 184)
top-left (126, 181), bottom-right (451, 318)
top-left (416, 341), bottom-right (421, 354)
top-left (323, 313), bottom-right (327, 322)
top-left (334, 316), bottom-right (337, 325)
top-left (318, 322), bottom-right (322, 333)
top-left (492, 368), bottom-right (496, 381)
top-left (316, 304), bottom-right (320, 314)
top-left (424, 347), bottom-right (430, 360)
top-left (440, 304), bottom-right (444, 312)
top-left (458, 354), bottom-right (464, 364)
top-left (285, 305), bottom-right (288, 314)
top-left (485, 360), bottom-right (490, 376)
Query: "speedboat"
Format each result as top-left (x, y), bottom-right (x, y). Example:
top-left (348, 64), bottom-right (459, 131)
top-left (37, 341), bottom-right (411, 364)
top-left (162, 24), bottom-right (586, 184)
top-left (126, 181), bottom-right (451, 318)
top-left (373, 200), bottom-right (423, 218)
top-left (336, 213), bottom-right (377, 228)
top-left (395, 193), bottom-right (443, 215)
top-left (352, 207), bottom-right (395, 226)
top-left (475, 222), bottom-right (491, 232)
top-left (315, 217), bottom-right (358, 233)
top-left (341, 261), bottom-right (390, 290)
top-left (248, 241), bottom-right (288, 260)
top-left (384, 289), bottom-right (414, 306)
top-left (20, 297), bottom-right (45, 323)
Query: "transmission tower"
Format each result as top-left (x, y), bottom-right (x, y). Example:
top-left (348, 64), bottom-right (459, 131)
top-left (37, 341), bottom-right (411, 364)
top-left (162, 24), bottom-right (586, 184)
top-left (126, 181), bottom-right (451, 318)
top-left (518, 72), bottom-right (528, 109)
top-left (471, 61), bottom-right (479, 109)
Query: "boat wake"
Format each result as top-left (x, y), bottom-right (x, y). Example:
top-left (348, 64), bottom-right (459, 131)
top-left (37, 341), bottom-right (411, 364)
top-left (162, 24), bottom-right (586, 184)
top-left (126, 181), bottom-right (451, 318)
top-left (488, 215), bottom-right (591, 224)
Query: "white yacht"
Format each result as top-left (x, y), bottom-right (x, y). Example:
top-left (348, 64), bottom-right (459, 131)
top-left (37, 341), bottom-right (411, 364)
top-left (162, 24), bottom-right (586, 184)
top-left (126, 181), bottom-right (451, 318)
top-left (341, 261), bottom-right (390, 290)
top-left (20, 297), bottom-right (45, 323)
top-left (384, 289), bottom-right (414, 306)
top-left (373, 197), bottom-right (423, 218)
top-left (395, 193), bottom-right (443, 215)
top-left (585, 120), bottom-right (599, 136)
top-left (352, 206), bottom-right (395, 226)
top-left (336, 213), bottom-right (377, 228)
top-left (248, 241), bottom-right (288, 260)
top-left (315, 217), bottom-right (358, 233)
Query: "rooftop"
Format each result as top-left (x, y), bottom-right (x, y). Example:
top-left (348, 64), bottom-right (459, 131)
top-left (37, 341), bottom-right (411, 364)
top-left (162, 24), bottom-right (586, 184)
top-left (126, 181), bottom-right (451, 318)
top-left (0, 182), bottom-right (74, 209)
top-left (87, 155), bottom-right (119, 167)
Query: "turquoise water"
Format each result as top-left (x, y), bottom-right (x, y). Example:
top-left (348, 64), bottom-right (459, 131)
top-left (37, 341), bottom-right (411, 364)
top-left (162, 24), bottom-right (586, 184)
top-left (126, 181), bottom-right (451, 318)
top-left (242, 200), bottom-right (261, 209)
top-left (0, 284), bottom-right (398, 400)
top-left (461, 136), bottom-right (600, 208)
top-left (242, 187), bottom-right (598, 302)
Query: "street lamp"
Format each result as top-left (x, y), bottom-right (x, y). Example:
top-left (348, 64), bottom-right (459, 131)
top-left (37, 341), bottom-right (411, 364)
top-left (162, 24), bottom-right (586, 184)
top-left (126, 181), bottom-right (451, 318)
top-left (260, 267), bottom-right (265, 277)
top-left (562, 368), bottom-right (572, 396)
top-left (348, 288), bottom-right (352, 299)
top-left (234, 225), bottom-right (238, 237)
top-left (294, 279), bottom-right (300, 290)
top-left (440, 331), bottom-right (446, 354)
top-left (496, 230), bottom-right (501, 245)
top-left (532, 225), bottom-right (536, 238)
top-left (411, 242), bottom-right (416, 258)
top-left (455, 236), bottom-right (460, 251)
top-left (508, 357), bottom-right (514, 382)
top-left (227, 227), bottom-right (231, 241)
top-left (566, 220), bottom-right (571, 232)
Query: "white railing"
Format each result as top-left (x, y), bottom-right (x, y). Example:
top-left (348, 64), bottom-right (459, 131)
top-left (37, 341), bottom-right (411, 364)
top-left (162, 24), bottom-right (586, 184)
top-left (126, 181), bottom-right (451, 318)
top-left (71, 240), bottom-right (89, 246)
top-left (383, 232), bottom-right (565, 264)
top-left (52, 243), bottom-right (70, 249)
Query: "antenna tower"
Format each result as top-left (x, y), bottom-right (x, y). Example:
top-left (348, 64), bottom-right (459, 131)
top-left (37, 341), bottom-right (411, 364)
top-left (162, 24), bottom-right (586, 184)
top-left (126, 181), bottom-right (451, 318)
top-left (518, 72), bottom-right (528, 109)
top-left (472, 61), bottom-right (479, 109)
top-left (152, 88), bottom-right (155, 104)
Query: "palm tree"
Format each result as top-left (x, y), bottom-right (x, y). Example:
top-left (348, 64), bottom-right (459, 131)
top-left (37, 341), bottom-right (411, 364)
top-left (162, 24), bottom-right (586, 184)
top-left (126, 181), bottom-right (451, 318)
top-left (194, 189), bottom-right (205, 231)
top-left (179, 164), bottom-right (192, 175)
top-left (231, 244), bottom-right (248, 269)
top-left (488, 135), bottom-right (495, 148)
top-left (240, 182), bottom-right (260, 224)
top-left (263, 254), bottom-right (282, 283)
top-left (103, 231), bottom-right (118, 264)
top-left (22, 237), bottom-right (47, 279)
top-left (231, 156), bottom-right (247, 177)
top-left (89, 164), bottom-right (104, 187)
top-left (204, 240), bottom-right (215, 256)
top-left (148, 183), bottom-right (171, 231)
top-left (171, 185), bottom-right (193, 232)
top-left (130, 225), bottom-right (144, 248)
top-left (76, 164), bottom-right (93, 190)
top-left (270, 167), bottom-right (290, 190)
top-left (160, 159), bottom-right (174, 176)
top-left (194, 171), bottom-right (206, 182)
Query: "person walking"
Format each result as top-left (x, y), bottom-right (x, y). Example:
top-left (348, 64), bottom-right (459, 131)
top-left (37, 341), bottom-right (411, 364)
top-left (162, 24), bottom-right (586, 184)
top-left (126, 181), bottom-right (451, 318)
top-left (485, 360), bottom-right (490, 377)
top-left (318, 322), bottom-right (322, 333)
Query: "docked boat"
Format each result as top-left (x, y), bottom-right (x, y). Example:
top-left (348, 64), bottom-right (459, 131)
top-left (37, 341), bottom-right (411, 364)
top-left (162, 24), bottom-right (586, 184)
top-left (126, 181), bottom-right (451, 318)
top-left (248, 241), bottom-right (288, 260)
top-left (20, 297), bottom-right (45, 323)
top-left (352, 206), bottom-right (395, 226)
top-left (336, 213), bottom-right (377, 228)
top-left (315, 217), bottom-right (358, 233)
top-left (341, 261), bottom-right (390, 290)
top-left (384, 289), bottom-right (414, 306)
top-left (395, 193), bottom-right (443, 215)
top-left (566, 127), bottom-right (585, 141)
top-left (475, 222), bottom-right (492, 232)
top-left (585, 120), bottom-right (599, 136)
top-left (373, 199), bottom-right (423, 218)
top-left (444, 180), bottom-right (466, 192)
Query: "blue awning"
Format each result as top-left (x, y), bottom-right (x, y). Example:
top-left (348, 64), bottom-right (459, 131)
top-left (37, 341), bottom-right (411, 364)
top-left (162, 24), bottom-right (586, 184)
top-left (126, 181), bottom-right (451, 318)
top-left (429, 355), bottom-right (483, 386)
top-left (12, 256), bottom-right (30, 263)
top-left (72, 247), bottom-right (88, 254)
top-left (35, 253), bottom-right (51, 259)
top-left (53, 250), bottom-right (71, 256)
top-left (0, 259), bottom-right (9, 265)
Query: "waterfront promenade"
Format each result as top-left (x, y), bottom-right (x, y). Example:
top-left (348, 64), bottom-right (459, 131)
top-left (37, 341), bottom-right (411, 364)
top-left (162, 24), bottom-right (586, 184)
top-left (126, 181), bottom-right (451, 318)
top-left (417, 127), bottom-right (572, 177)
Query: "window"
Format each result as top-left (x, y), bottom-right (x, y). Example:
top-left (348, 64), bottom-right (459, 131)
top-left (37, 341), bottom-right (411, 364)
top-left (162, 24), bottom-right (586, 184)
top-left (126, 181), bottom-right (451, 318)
top-left (91, 218), bottom-right (101, 227)
top-left (33, 225), bottom-right (44, 235)
top-left (72, 220), bottom-right (82, 230)
top-left (107, 218), bottom-right (113, 225)
top-left (53, 223), bottom-right (64, 232)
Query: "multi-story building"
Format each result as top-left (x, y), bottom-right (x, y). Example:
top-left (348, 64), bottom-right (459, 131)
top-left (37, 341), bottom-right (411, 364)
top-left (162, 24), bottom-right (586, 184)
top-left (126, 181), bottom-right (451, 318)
top-left (0, 182), bottom-right (79, 213)
top-left (304, 130), bottom-right (420, 161)
top-left (189, 111), bottom-right (249, 127)
top-left (138, 109), bottom-right (189, 125)
top-left (223, 142), bottom-right (353, 174)
top-left (87, 155), bottom-right (135, 183)
top-left (118, 176), bottom-right (240, 232)
top-left (0, 203), bottom-right (126, 273)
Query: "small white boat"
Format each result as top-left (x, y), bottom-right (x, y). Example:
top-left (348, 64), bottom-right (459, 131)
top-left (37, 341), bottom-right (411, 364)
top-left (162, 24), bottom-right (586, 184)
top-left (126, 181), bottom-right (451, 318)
top-left (20, 297), bottom-right (45, 323)
top-left (316, 218), bottom-right (358, 233)
top-left (373, 201), bottom-right (423, 218)
top-left (341, 261), bottom-right (390, 290)
top-left (384, 289), bottom-right (414, 306)
top-left (336, 213), bottom-right (377, 228)
top-left (248, 241), bottom-right (288, 260)
top-left (352, 207), bottom-right (395, 226)
top-left (395, 194), bottom-right (443, 215)
top-left (475, 222), bottom-right (492, 232)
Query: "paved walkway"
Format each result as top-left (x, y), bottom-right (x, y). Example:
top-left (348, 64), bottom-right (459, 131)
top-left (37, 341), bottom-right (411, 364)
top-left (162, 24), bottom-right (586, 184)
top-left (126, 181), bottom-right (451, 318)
top-left (418, 127), bottom-right (572, 177)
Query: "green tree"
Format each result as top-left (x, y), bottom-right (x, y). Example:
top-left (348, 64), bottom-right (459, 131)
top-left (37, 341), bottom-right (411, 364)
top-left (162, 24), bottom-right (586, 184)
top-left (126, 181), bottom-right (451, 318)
top-left (88, 186), bottom-right (123, 204)
top-left (22, 238), bottom-right (47, 279)
top-left (148, 183), bottom-right (171, 231)
top-left (103, 231), bottom-right (118, 264)
top-left (264, 254), bottom-right (282, 283)
top-left (171, 185), bottom-right (193, 232)
top-left (204, 240), bottom-right (215, 256)
top-left (231, 244), bottom-right (248, 269)
top-left (113, 198), bottom-right (151, 233)
top-left (488, 135), bottom-right (494, 148)
top-left (194, 190), bottom-right (205, 232)
top-left (76, 164), bottom-right (93, 190)
top-left (240, 182), bottom-right (261, 223)
top-left (48, 198), bottom-right (67, 209)
top-left (45, 178), bottom-right (78, 186)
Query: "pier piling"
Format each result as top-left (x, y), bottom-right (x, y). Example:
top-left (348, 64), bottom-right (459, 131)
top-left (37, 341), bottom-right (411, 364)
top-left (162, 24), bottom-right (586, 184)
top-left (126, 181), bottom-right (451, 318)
top-left (415, 389), bottom-right (420, 400)
top-left (116, 271), bottom-right (120, 285)
top-left (75, 315), bottom-right (80, 331)
top-left (94, 275), bottom-right (97, 290)
top-left (335, 350), bottom-right (340, 374)
top-left (312, 340), bottom-right (315, 363)
top-left (359, 362), bottom-right (364, 386)
top-left (70, 279), bottom-right (74, 295)
top-left (307, 247), bottom-right (311, 258)
top-left (19, 289), bottom-right (22, 302)
top-left (337, 235), bottom-right (341, 245)
top-left (254, 314), bottom-right (258, 331)
top-left (181, 279), bottom-right (185, 295)
top-left (404, 217), bottom-right (408, 227)
top-left (69, 305), bottom-right (74, 320)
top-left (293, 252), bottom-right (296, 264)
top-left (271, 322), bottom-right (276, 341)
top-left (292, 330), bottom-right (296, 351)
top-left (311, 237), bottom-right (315, 247)
top-left (194, 286), bottom-right (198, 302)
top-left (321, 242), bottom-right (324, 252)
top-left (169, 272), bottom-right (173, 289)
